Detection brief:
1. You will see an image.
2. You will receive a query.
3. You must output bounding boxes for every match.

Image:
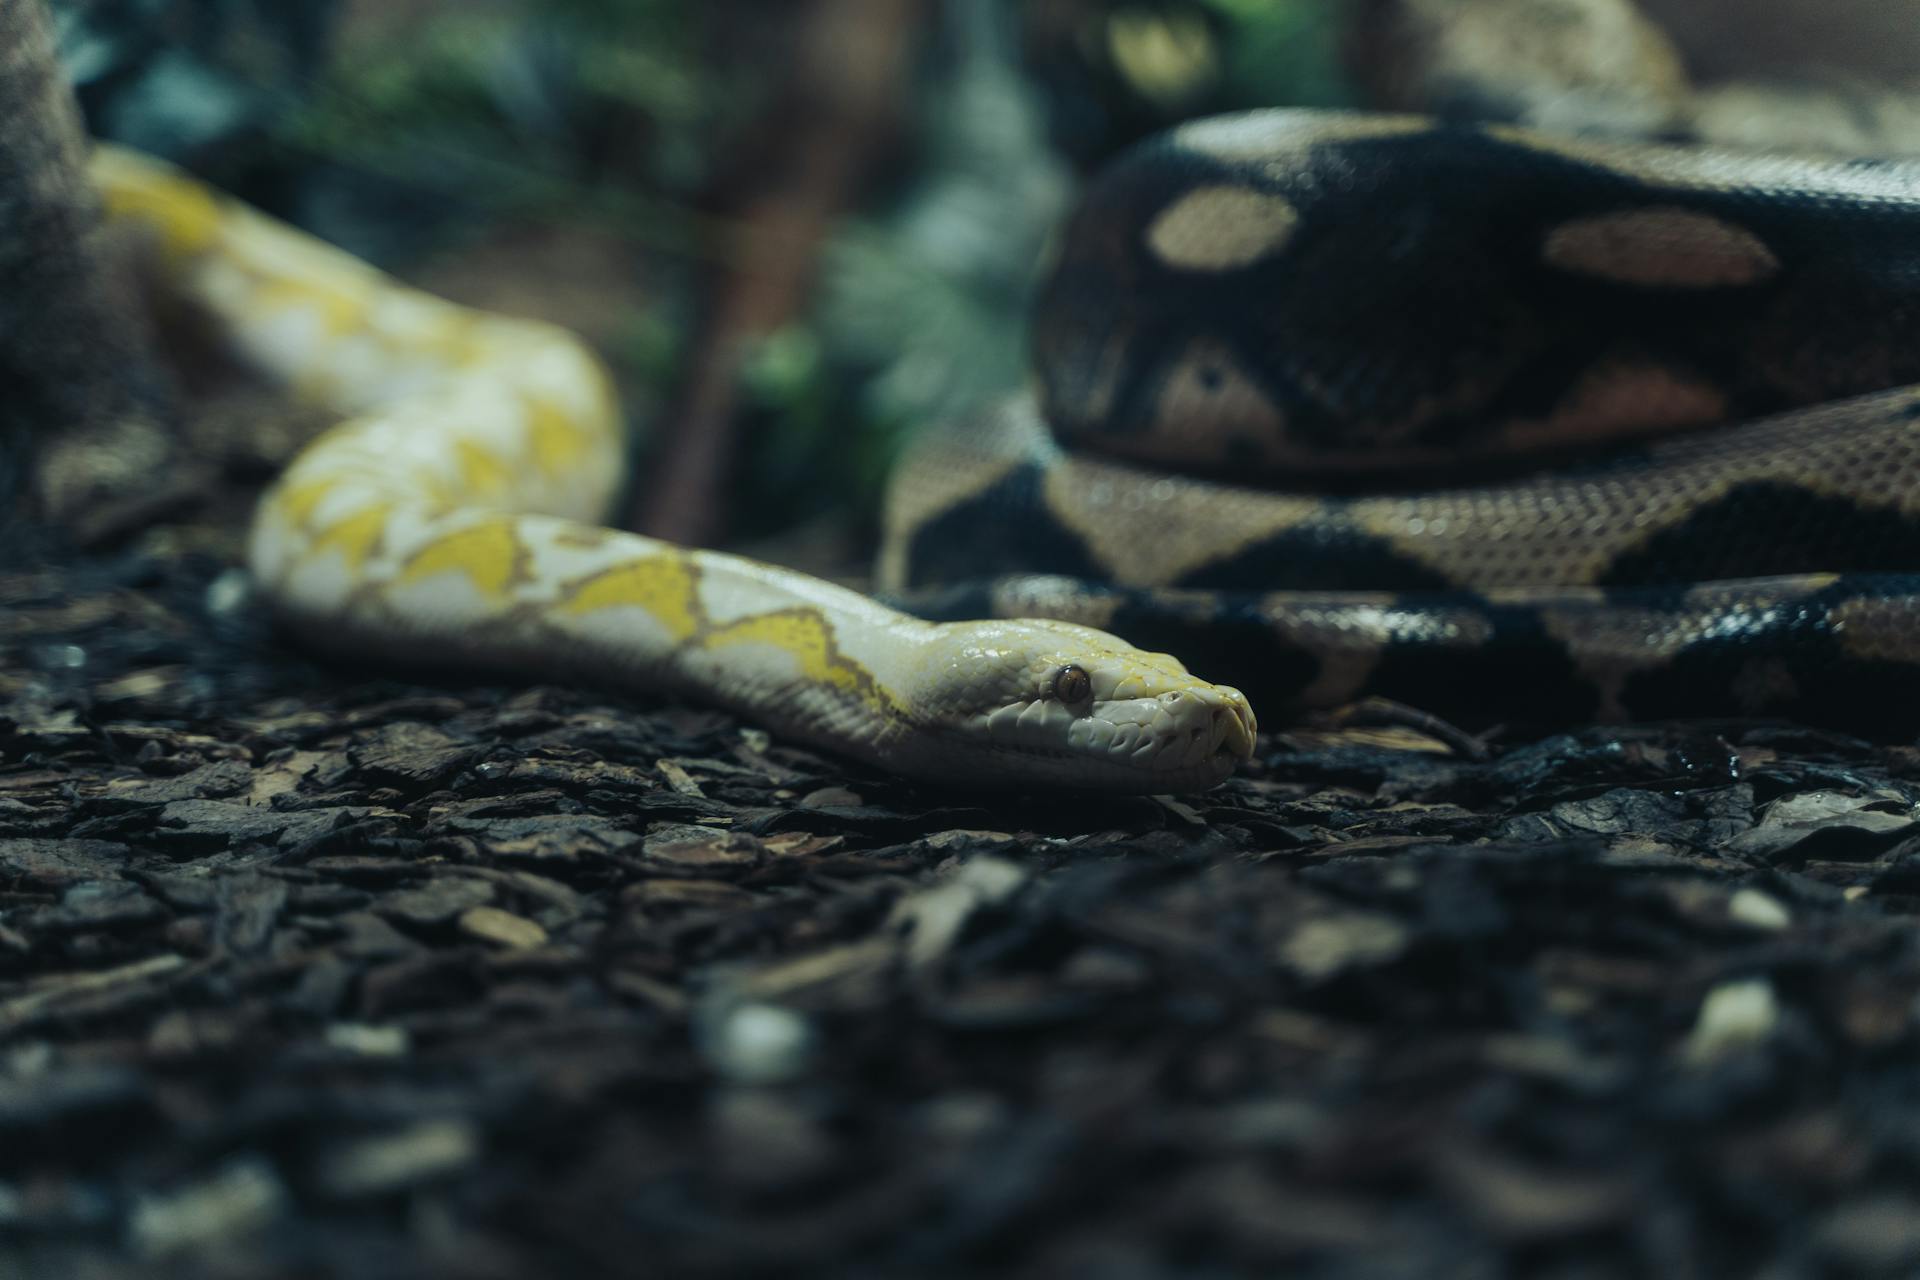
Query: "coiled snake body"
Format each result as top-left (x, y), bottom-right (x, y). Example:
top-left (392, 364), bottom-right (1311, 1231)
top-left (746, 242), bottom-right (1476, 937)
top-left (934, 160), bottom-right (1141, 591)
top-left (96, 109), bottom-right (1920, 789)
top-left (889, 111), bottom-right (1920, 739)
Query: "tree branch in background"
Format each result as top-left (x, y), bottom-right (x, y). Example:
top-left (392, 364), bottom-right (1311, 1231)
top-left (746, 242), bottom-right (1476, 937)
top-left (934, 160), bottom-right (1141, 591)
top-left (633, 0), bottom-right (926, 546)
top-left (0, 0), bottom-right (178, 546)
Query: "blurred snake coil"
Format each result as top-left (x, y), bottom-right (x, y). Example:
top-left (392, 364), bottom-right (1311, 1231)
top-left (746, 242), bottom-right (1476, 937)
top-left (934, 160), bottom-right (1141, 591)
top-left (96, 109), bottom-right (1920, 790)
top-left (885, 110), bottom-right (1920, 739)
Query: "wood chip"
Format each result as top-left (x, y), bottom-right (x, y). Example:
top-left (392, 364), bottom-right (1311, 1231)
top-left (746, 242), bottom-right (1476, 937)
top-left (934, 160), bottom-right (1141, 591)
top-left (457, 906), bottom-right (549, 950)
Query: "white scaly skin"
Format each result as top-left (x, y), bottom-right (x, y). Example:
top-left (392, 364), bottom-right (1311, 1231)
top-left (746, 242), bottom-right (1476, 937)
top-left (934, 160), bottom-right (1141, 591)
top-left (91, 146), bottom-right (1256, 792)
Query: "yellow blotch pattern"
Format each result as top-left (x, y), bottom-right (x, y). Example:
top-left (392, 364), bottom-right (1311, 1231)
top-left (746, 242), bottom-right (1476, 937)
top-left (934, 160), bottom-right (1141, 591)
top-left (257, 278), bottom-right (370, 340)
top-left (412, 307), bottom-right (484, 366)
top-left (93, 153), bottom-right (221, 263)
top-left (411, 470), bottom-right (460, 513)
top-left (705, 610), bottom-right (897, 714)
top-left (527, 398), bottom-right (592, 475)
top-left (398, 520), bottom-right (524, 599)
top-left (455, 440), bottom-right (513, 500)
top-left (309, 504), bottom-right (390, 568)
top-left (560, 555), bottom-right (702, 641)
top-left (273, 478), bottom-right (339, 528)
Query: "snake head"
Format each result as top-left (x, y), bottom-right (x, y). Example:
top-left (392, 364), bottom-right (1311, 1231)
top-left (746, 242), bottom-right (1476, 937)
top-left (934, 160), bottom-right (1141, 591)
top-left (901, 620), bottom-right (1257, 792)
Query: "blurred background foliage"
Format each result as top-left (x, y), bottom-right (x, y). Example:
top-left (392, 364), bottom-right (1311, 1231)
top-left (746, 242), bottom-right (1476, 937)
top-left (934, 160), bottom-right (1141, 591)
top-left (48, 0), bottom-right (1352, 546)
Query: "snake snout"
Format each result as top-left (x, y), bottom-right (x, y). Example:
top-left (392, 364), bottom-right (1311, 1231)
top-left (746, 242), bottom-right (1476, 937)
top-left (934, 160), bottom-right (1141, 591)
top-left (1207, 688), bottom-right (1258, 763)
top-left (1146, 684), bottom-right (1257, 774)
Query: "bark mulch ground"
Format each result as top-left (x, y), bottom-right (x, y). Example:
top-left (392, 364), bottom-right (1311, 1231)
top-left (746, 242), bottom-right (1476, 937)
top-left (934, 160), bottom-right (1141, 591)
top-left (6, 531), bottom-right (1920, 1278)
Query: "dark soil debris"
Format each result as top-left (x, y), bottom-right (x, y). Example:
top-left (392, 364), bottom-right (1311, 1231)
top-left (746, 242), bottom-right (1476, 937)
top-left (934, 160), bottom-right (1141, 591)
top-left (7, 545), bottom-right (1920, 1279)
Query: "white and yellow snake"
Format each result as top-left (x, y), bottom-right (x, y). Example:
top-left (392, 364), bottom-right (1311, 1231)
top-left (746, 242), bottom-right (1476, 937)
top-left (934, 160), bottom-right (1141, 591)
top-left (90, 145), bottom-right (1257, 793)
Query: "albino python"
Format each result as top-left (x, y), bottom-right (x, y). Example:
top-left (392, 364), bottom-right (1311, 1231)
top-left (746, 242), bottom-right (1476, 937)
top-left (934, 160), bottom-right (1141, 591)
top-left (92, 142), bottom-right (1256, 793)
top-left (94, 108), bottom-right (1920, 792)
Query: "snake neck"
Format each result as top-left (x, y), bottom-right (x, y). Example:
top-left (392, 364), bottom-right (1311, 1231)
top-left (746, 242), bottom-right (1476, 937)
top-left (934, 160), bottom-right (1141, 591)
top-left (251, 460), bottom-right (941, 760)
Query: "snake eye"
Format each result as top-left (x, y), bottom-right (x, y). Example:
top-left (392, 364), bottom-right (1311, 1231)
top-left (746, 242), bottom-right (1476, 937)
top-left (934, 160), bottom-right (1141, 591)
top-left (1052, 664), bottom-right (1092, 703)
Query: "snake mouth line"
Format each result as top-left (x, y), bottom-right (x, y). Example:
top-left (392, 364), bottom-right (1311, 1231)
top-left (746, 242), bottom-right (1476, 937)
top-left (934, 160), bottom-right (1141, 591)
top-left (924, 702), bottom-right (1254, 788)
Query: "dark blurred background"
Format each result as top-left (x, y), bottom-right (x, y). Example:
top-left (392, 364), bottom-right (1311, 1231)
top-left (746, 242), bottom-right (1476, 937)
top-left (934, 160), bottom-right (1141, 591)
top-left (38, 0), bottom-right (1920, 554)
top-left (43, 0), bottom-right (1351, 553)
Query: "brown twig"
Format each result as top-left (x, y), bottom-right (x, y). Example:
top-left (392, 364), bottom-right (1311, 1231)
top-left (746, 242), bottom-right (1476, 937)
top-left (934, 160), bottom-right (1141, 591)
top-left (632, 0), bottom-right (926, 545)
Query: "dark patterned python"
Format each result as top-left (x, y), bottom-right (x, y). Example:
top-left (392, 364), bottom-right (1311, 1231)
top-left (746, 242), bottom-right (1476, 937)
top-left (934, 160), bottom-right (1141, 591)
top-left (882, 109), bottom-right (1920, 738)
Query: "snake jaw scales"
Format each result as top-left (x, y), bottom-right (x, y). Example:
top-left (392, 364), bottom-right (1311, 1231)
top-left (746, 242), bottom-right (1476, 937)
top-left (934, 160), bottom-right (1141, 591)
top-left (893, 620), bottom-right (1257, 791)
